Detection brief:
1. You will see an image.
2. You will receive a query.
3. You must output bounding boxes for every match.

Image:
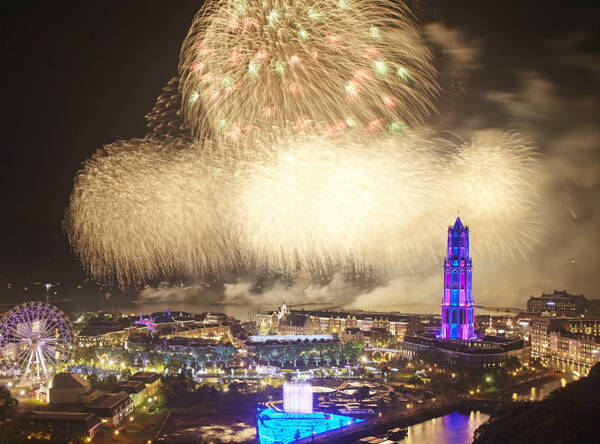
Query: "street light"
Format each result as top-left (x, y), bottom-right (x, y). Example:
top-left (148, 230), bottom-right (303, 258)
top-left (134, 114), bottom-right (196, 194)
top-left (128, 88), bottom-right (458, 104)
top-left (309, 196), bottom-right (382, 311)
top-left (44, 283), bottom-right (52, 302)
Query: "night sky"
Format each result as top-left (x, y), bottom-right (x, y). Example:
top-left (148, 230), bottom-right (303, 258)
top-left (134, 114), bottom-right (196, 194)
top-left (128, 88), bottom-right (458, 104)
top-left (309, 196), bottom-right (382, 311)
top-left (2, 1), bottom-right (599, 309)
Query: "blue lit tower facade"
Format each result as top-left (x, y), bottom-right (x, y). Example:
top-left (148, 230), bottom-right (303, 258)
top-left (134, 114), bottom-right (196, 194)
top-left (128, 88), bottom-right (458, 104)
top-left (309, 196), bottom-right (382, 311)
top-left (441, 217), bottom-right (474, 340)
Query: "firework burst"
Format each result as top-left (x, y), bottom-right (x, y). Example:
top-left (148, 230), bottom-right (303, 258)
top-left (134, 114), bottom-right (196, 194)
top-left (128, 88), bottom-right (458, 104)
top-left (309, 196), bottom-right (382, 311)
top-left (65, 131), bottom-right (542, 285)
top-left (236, 130), bottom-right (542, 275)
top-left (65, 137), bottom-right (240, 285)
top-left (180, 0), bottom-right (438, 141)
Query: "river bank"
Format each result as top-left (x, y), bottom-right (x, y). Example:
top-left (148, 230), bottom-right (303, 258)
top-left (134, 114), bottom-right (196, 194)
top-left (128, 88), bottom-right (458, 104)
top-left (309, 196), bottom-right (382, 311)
top-left (301, 399), bottom-right (499, 443)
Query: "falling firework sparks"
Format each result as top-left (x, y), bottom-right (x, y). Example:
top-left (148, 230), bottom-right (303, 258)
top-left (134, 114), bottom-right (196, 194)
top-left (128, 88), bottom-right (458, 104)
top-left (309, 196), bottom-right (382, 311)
top-left (180, 0), bottom-right (438, 140)
top-left (236, 130), bottom-right (542, 274)
top-left (448, 131), bottom-right (543, 261)
top-left (235, 132), bottom-right (444, 273)
top-left (65, 138), bottom-right (241, 285)
top-left (65, 131), bottom-right (542, 285)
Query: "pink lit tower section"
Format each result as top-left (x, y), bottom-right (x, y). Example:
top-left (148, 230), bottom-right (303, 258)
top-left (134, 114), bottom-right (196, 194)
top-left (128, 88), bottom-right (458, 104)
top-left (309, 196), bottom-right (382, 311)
top-left (441, 217), bottom-right (475, 340)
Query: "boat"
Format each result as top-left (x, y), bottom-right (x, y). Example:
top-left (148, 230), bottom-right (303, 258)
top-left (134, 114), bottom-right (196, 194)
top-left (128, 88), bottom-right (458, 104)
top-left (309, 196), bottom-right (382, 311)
top-left (387, 427), bottom-right (408, 439)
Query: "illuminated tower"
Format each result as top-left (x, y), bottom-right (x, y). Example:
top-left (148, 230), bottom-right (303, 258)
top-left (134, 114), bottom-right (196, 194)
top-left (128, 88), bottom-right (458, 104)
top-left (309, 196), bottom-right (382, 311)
top-left (441, 217), bottom-right (474, 340)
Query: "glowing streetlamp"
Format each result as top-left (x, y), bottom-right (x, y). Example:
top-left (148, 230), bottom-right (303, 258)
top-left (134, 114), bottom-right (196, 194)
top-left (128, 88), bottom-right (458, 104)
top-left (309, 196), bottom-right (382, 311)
top-left (44, 283), bottom-right (52, 302)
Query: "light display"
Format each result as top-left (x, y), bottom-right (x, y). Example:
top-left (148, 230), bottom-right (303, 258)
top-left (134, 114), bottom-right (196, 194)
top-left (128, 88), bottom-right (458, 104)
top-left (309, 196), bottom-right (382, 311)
top-left (256, 407), bottom-right (363, 443)
top-left (441, 217), bottom-right (475, 340)
top-left (0, 302), bottom-right (74, 383)
top-left (248, 334), bottom-right (334, 343)
top-left (135, 314), bottom-right (157, 331)
top-left (283, 382), bottom-right (313, 414)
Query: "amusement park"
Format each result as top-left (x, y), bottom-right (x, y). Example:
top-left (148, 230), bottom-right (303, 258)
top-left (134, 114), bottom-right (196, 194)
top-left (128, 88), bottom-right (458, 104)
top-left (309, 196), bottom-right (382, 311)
top-left (0, 302), bottom-right (74, 394)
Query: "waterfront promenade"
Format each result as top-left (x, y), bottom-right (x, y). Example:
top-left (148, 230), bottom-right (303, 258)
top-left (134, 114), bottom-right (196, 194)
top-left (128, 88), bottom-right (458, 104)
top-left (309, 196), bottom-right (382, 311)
top-left (298, 399), bottom-right (502, 443)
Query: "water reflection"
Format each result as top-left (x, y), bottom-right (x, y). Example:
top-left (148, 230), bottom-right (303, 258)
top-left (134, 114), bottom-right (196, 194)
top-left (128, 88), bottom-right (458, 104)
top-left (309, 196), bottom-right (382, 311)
top-left (514, 376), bottom-right (575, 402)
top-left (403, 411), bottom-right (489, 444)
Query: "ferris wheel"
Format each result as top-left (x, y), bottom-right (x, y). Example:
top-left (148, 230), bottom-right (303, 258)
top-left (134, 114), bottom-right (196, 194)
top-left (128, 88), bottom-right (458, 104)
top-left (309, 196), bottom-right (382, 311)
top-left (0, 302), bottom-right (74, 383)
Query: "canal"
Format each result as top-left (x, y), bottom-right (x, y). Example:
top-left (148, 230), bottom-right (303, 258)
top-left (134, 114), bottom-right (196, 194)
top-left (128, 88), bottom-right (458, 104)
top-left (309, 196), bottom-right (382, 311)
top-left (402, 410), bottom-right (489, 444)
top-left (401, 375), bottom-right (576, 443)
top-left (512, 374), bottom-right (574, 402)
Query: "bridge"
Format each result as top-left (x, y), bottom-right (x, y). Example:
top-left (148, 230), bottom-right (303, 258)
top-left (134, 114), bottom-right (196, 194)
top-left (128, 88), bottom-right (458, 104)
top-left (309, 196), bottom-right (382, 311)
top-left (364, 347), bottom-right (403, 362)
top-left (475, 305), bottom-right (524, 314)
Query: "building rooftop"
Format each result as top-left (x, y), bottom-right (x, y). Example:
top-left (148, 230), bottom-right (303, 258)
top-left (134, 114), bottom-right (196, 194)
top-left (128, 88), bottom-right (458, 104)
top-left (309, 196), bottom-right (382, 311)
top-left (271, 308), bottom-right (415, 323)
top-left (129, 372), bottom-right (160, 384)
top-left (531, 290), bottom-right (586, 300)
top-left (88, 392), bottom-right (131, 409)
top-left (553, 331), bottom-right (600, 343)
top-left (25, 411), bottom-right (101, 429)
top-left (78, 326), bottom-right (124, 337)
top-left (50, 372), bottom-right (90, 390)
top-left (113, 380), bottom-right (146, 394)
top-left (404, 335), bottom-right (524, 354)
top-left (247, 334), bottom-right (335, 344)
top-left (279, 313), bottom-right (308, 327)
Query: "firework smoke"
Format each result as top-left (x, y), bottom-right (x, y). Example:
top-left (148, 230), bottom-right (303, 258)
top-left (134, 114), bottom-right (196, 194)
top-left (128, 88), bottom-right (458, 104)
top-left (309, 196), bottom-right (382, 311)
top-left (66, 131), bottom-right (542, 285)
top-left (180, 0), bottom-right (438, 141)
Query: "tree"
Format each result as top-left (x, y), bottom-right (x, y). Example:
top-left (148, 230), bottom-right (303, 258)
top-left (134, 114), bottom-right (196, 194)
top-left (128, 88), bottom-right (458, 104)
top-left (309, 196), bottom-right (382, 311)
top-left (473, 362), bottom-right (600, 444)
top-left (74, 346), bottom-right (96, 364)
top-left (166, 358), bottom-right (183, 375)
top-left (103, 374), bottom-right (118, 385)
top-left (0, 386), bottom-right (17, 420)
top-left (212, 344), bottom-right (235, 367)
top-left (322, 348), bottom-right (333, 367)
top-left (372, 331), bottom-right (394, 348)
top-left (257, 348), bottom-right (269, 366)
top-left (193, 350), bottom-right (207, 369)
top-left (291, 345), bottom-right (300, 368)
top-left (313, 349), bottom-right (322, 367)
top-left (121, 368), bottom-right (132, 380)
top-left (86, 374), bottom-right (98, 384)
top-left (505, 357), bottom-right (522, 373)
top-left (332, 344), bottom-right (343, 366)
top-left (343, 341), bottom-right (364, 364)
top-left (301, 348), bottom-right (311, 367)
top-left (152, 355), bottom-right (164, 370)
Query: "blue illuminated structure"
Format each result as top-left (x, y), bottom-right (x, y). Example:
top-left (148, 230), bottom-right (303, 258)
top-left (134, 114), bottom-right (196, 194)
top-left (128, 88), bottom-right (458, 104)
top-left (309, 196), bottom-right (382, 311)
top-left (441, 217), bottom-right (474, 340)
top-left (256, 407), bottom-right (364, 443)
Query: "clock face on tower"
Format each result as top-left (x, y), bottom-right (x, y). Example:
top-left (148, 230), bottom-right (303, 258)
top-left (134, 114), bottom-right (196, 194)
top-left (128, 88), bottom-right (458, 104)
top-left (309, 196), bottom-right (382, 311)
top-left (441, 217), bottom-right (474, 340)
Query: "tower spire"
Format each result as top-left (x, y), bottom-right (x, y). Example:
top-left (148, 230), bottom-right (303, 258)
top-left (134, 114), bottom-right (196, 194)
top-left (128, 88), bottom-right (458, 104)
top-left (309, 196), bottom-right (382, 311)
top-left (441, 217), bottom-right (474, 340)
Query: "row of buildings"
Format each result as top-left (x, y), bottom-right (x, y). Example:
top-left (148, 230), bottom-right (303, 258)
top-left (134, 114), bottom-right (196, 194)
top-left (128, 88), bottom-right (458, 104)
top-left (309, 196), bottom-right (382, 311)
top-left (28, 370), bottom-right (162, 440)
top-left (77, 310), bottom-right (235, 348)
top-left (256, 305), bottom-right (418, 339)
top-left (530, 317), bottom-right (600, 376)
top-left (526, 290), bottom-right (588, 316)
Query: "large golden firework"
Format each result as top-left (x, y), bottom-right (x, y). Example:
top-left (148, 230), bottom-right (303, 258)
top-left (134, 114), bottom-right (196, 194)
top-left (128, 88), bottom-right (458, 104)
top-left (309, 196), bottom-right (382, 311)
top-left (65, 131), bottom-right (542, 285)
top-left (64, 137), bottom-right (240, 285)
top-left (180, 0), bottom-right (438, 141)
